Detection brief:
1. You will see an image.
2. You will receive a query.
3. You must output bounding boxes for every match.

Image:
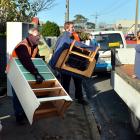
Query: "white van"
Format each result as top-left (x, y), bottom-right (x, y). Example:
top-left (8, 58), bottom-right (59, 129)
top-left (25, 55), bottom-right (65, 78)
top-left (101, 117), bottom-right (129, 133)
top-left (90, 31), bottom-right (126, 72)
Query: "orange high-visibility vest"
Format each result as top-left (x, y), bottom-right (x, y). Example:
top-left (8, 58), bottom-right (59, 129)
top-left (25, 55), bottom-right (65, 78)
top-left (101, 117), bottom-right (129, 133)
top-left (72, 32), bottom-right (80, 41)
top-left (12, 39), bottom-right (38, 58)
top-left (6, 39), bottom-right (38, 73)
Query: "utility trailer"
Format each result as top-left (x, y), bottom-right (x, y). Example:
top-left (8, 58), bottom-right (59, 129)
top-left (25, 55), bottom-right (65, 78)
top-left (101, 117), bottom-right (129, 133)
top-left (111, 48), bottom-right (140, 134)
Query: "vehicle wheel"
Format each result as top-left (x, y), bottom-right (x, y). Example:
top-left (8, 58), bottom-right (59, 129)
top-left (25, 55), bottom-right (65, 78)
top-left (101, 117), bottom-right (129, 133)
top-left (130, 110), bottom-right (140, 135)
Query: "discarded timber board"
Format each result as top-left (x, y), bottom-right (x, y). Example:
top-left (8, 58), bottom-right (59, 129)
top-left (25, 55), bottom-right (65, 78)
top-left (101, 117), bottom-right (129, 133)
top-left (7, 58), bottom-right (72, 124)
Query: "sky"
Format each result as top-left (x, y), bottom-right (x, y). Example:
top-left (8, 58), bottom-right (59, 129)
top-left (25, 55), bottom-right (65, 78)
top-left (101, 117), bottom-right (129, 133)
top-left (37, 0), bottom-right (140, 26)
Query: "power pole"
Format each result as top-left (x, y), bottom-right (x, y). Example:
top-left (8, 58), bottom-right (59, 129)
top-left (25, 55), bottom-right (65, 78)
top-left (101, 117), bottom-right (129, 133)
top-left (91, 13), bottom-right (99, 29)
top-left (65, 0), bottom-right (69, 22)
top-left (134, 0), bottom-right (139, 35)
top-left (95, 13), bottom-right (98, 29)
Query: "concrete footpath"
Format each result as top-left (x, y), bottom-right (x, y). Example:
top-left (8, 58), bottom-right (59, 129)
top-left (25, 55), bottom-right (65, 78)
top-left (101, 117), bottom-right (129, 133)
top-left (0, 96), bottom-right (100, 140)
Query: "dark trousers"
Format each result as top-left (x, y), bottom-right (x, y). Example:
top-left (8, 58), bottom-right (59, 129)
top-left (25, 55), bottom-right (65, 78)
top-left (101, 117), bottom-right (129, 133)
top-left (12, 87), bottom-right (24, 118)
top-left (61, 73), bottom-right (83, 100)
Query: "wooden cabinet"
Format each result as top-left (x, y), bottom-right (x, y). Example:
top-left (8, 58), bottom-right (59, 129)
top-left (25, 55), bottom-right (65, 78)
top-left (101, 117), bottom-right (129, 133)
top-left (56, 41), bottom-right (99, 77)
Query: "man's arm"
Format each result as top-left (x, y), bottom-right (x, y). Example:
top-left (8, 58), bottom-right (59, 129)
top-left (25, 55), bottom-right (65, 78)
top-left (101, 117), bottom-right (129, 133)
top-left (64, 32), bottom-right (97, 51)
top-left (15, 45), bottom-right (44, 83)
top-left (15, 45), bottom-right (38, 74)
top-left (74, 40), bottom-right (97, 51)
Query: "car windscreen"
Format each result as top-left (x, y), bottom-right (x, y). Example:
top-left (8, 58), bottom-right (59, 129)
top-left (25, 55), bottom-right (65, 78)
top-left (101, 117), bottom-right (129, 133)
top-left (94, 33), bottom-right (124, 50)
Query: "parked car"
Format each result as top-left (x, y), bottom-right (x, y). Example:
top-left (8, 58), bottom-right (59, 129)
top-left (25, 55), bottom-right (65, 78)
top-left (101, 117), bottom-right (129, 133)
top-left (125, 33), bottom-right (135, 40)
top-left (90, 31), bottom-right (126, 72)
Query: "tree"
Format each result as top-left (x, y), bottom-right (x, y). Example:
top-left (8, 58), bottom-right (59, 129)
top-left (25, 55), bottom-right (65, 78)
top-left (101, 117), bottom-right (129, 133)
top-left (30, 0), bottom-right (56, 16)
top-left (0, 0), bottom-right (55, 33)
top-left (86, 22), bottom-right (95, 29)
top-left (73, 14), bottom-right (88, 23)
top-left (41, 21), bottom-right (60, 37)
top-left (118, 24), bottom-right (122, 30)
top-left (15, 0), bottom-right (32, 22)
top-left (73, 14), bottom-right (88, 29)
top-left (98, 22), bottom-right (106, 29)
top-left (79, 32), bottom-right (89, 41)
top-left (0, 0), bottom-right (17, 22)
top-left (0, 0), bottom-right (17, 33)
top-left (0, 0), bottom-right (55, 22)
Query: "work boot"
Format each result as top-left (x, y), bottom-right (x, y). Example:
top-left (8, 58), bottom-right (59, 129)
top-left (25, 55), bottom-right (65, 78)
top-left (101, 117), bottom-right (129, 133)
top-left (77, 98), bottom-right (88, 105)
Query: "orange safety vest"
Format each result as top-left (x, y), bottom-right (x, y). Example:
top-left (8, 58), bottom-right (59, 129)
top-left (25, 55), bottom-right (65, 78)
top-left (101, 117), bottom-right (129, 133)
top-left (72, 32), bottom-right (80, 41)
top-left (12, 39), bottom-right (38, 58)
top-left (6, 39), bottom-right (38, 73)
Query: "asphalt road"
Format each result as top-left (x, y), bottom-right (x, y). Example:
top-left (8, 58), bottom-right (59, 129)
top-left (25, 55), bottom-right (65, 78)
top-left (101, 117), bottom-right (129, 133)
top-left (1, 72), bottom-right (140, 140)
top-left (83, 73), bottom-right (140, 140)
top-left (0, 80), bottom-right (100, 140)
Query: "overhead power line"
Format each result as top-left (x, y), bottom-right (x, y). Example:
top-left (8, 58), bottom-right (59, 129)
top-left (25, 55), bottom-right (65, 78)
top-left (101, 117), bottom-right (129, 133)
top-left (91, 13), bottom-right (99, 28)
top-left (99, 0), bottom-right (132, 16)
top-left (99, 0), bottom-right (119, 15)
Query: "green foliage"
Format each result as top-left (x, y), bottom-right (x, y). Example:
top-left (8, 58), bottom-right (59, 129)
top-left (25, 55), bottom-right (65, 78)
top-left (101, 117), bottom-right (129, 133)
top-left (0, 32), bottom-right (6, 37)
top-left (86, 22), bottom-right (95, 29)
top-left (79, 32), bottom-right (89, 41)
top-left (0, 23), bottom-right (6, 34)
top-left (15, 0), bottom-right (32, 22)
top-left (41, 21), bottom-right (60, 37)
top-left (73, 14), bottom-right (90, 30)
top-left (0, 0), bottom-right (32, 34)
top-left (74, 14), bottom-right (88, 23)
top-left (0, 0), bottom-right (55, 33)
top-left (0, 0), bottom-right (31, 22)
top-left (0, 0), bottom-right (55, 23)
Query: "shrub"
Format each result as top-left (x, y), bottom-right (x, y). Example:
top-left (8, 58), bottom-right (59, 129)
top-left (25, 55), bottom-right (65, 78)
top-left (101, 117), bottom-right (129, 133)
top-left (0, 23), bottom-right (6, 36)
top-left (41, 21), bottom-right (60, 37)
top-left (79, 32), bottom-right (89, 41)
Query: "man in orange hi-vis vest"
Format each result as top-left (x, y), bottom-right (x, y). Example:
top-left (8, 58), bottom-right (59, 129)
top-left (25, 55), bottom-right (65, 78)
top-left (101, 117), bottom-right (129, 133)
top-left (11, 28), bottom-right (44, 125)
